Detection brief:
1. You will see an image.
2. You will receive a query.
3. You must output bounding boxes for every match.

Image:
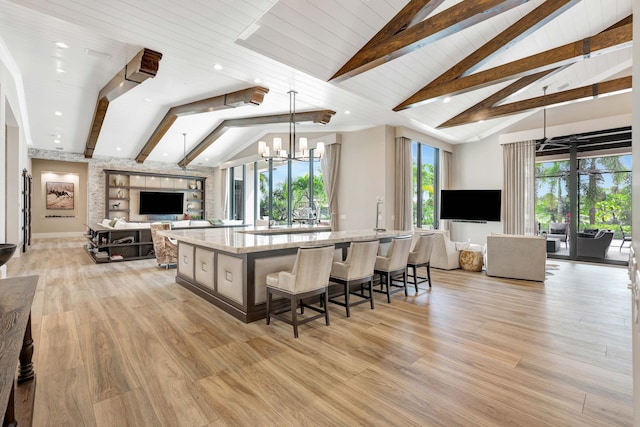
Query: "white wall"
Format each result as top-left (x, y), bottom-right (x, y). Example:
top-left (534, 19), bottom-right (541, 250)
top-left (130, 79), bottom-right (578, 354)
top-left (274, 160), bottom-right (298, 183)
top-left (450, 134), bottom-right (504, 244)
top-left (631, 2), bottom-right (640, 424)
top-left (338, 125), bottom-right (394, 231)
top-left (6, 125), bottom-right (20, 246)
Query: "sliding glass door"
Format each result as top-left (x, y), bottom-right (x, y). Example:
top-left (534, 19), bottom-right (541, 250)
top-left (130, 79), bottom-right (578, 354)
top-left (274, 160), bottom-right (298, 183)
top-left (535, 153), bottom-right (632, 264)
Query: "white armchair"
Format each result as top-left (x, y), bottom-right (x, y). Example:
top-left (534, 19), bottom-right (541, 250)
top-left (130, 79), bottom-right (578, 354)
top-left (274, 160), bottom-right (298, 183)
top-left (428, 230), bottom-right (468, 270)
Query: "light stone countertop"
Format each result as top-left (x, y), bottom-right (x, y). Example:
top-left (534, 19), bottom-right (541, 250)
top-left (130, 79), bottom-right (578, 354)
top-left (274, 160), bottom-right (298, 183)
top-left (160, 226), bottom-right (408, 254)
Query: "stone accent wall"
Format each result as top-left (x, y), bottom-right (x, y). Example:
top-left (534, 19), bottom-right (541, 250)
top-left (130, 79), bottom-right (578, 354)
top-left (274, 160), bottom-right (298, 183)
top-left (29, 149), bottom-right (216, 226)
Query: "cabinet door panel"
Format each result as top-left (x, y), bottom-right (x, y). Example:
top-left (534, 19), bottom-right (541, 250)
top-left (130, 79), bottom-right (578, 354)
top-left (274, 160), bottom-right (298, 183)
top-left (178, 243), bottom-right (195, 279)
top-left (195, 247), bottom-right (215, 290)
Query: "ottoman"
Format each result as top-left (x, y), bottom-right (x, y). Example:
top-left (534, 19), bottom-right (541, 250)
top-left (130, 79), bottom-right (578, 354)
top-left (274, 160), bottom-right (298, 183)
top-left (546, 237), bottom-right (560, 253)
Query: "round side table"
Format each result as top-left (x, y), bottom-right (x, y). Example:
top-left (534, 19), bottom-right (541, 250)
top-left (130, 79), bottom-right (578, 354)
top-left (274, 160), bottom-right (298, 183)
top-left (459, 245), bottom-right (483, 272)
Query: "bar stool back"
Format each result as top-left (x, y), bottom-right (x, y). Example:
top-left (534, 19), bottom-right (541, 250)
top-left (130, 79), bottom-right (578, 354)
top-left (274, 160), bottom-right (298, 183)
top-left (265, 245), bottom-right (335, 338)
top-left (373, 235), bottom-right (412, 303)
top-left (407, 233), bottom-right (434, 292)
top-left (328, 239), bottom-right (379, 317)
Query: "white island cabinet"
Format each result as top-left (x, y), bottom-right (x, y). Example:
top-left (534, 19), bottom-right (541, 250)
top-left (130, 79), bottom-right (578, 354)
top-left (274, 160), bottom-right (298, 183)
top-left (160, 227), bottom-right (403, 322)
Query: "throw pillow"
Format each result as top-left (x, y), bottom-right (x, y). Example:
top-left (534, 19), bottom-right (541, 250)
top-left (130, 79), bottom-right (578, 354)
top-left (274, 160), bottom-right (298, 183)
top-left (108, 218), bottom-right (118, 228)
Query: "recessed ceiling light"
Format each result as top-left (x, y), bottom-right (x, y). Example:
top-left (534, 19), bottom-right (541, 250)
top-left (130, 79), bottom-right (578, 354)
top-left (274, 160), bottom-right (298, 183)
top-left (204, 158), bottom-right (209, 162)
top-left (144, 98), bottom-right (152, 102)
top-left (443, 96), bottom-right (451, 103)
top-left (214, 63), bottom-right (223, 70)
top-left (344, 110), bottom-right (351, 115)
top-left (54, 111), bottom-right (62, 116)
top-left (84, 48), bottom-right (111, 60)
top-left (163, 153), bottom-right (168, 157)
top-left (479, 120), bottom-right (485, 123)
top-left (116, 147), bottom-right (122, 151)
top-left (54, 139), bottom-right (61, 144)
top-left (54, 42), bottom-right (68, 49)
top-left (254, 78), bottom-right (262, 84)
top-left (56, 68), bottom-right (65, 73)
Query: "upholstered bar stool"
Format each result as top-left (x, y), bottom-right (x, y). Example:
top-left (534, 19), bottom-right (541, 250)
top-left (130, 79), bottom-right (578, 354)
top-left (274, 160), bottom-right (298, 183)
top-left (265, 245), bottom-right (334, 338)
top-left (149, 223), bottom-right (177, 268)
top-left (406, 233), bottom-right (435, 292)
top-left (328, 239), bottom-right (379, 317)
top-left (373, 235), bottom-right (412, 303)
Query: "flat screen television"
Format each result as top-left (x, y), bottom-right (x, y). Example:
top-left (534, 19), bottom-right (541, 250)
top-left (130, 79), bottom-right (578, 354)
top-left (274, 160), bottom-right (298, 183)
top-left (440, 189), bottom-right (501, 222)
top-left (139, 191), bottom-right (184, 215)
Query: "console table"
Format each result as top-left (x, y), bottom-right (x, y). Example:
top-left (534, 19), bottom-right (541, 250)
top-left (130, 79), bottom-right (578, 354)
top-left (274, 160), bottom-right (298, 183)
top-left (1, 275), bottom-right (38, 427)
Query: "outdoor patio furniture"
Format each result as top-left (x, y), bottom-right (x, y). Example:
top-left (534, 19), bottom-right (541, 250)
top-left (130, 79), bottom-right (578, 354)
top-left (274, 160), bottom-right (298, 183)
top-left (576, 230), bottom-right (614, 260)
top-left (620, 225), bottom-right (632, 250)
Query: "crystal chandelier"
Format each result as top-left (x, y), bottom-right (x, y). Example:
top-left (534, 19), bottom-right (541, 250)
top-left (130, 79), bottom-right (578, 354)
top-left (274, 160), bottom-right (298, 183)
top-left (258, 90), bottom-right (325, 161)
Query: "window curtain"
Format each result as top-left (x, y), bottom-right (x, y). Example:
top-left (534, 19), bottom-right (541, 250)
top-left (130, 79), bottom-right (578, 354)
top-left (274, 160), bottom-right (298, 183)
top-left (320, 143), bottom-right (341, 230)
top-left (439, 150), bottom-right (452, 231)
top-left (502, 140), bottom-right (536, 235)
top-left (395, 137), bottom-right (413, 231)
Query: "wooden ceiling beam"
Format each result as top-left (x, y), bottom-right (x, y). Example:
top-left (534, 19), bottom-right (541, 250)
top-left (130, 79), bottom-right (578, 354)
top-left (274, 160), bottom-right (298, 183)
top-left (135, 86), bottom-right (269, 163)
top-left (178, 110), bottom-right (336, 168)
top-left (394, 23), bottom-right (632, 111)
top-left (360, 0), bottom-right (446, 52)
top-left (84, 48), bottom-right (162, 158)
top-left (438, 69), bottom-right (559, 128)
top-left (329, 0), bottom-right (527, 82)
top-left (440, 76), bottom-right (631, 125)
top-left (426, 0), bottom-right (578, 91)
top-left (439, 15), bottom-right (632, 128)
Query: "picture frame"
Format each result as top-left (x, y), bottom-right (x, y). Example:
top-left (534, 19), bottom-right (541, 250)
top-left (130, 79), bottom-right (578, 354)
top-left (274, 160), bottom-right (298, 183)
top-left (46, 181), bottom-right (74, 210)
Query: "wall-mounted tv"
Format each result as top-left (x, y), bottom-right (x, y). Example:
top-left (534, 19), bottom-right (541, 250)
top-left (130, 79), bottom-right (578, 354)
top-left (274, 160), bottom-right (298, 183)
top-left (139, 191), bottom-right (184, 215)
top-left (440, 189), bottom-right (502, 222)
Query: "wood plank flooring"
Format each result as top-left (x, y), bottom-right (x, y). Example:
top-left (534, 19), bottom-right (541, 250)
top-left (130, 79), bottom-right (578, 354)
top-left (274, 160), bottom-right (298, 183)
top-left (5, 238), bottom-right (633, 426)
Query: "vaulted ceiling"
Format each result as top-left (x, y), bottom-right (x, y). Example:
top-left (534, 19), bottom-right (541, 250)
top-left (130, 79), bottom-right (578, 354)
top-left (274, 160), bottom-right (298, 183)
top-left (0, 0), bottom-right (632, 167)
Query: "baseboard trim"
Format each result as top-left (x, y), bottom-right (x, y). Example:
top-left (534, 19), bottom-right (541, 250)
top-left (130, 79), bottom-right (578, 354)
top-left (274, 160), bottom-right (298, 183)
top-left (32, 232), bottom-right (85, 239)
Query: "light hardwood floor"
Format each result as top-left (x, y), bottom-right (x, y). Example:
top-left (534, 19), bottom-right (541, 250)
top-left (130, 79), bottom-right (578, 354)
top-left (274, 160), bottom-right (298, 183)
top-left (6, 238), bottom-right (633, 426)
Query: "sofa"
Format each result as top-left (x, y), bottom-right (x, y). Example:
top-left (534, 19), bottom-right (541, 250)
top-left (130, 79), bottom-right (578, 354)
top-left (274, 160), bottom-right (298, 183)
top-left (486, 234), bottom-right (546, 282)
top-left (576, 230), bottom-right (614, 259)
top-left (427, 229), bottom-right (469, 270)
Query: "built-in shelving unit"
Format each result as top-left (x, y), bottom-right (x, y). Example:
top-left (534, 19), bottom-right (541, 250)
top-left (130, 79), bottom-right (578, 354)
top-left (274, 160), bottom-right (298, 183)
top-left (104, 170), bottom-right (205, 221)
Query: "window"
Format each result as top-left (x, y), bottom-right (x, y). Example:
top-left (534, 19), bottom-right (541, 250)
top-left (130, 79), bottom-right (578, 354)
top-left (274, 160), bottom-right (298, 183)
top-left (253, 148), bottom-right (325, 226)
top-left (229, 165), bottom-right (245, 221)
top-left (535, 153), bottom-right (632, 263)
top-left (412, 142), bottom-right (439, 229)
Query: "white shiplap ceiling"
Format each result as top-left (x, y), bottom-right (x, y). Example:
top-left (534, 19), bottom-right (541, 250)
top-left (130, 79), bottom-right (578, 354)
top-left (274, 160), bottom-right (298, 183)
top-left (0, 0), bottom-right (632, 166)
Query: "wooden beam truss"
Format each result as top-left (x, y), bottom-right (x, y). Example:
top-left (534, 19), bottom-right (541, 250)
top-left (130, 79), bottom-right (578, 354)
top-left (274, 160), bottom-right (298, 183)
top-left (330, 0), bottom-right (528, 82)
top-left (84, 48), bottom-right (162, 158)
top-left (178, 110), bottom-right (336, 168)
top-left (135, 86), bottom-right (269, 163)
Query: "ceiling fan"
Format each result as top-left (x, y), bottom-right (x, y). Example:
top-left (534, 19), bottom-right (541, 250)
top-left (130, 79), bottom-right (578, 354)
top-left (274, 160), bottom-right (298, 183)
top-left (536, 86), bottom-right (569, 152)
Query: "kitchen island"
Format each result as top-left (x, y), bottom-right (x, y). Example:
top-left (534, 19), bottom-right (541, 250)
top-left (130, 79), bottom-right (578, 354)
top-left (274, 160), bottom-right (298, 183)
top-left (160, 226), bottom-right (404, 322)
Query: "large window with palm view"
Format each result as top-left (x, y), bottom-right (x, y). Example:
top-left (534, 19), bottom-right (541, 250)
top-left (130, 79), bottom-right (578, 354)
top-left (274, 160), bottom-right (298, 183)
top-left (535, 153), bottom-right (632, 262)
top-left (252, 153), bottom-right (326, 226)
top-left (412, 141), bottom-right (439, 229)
